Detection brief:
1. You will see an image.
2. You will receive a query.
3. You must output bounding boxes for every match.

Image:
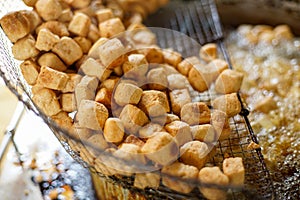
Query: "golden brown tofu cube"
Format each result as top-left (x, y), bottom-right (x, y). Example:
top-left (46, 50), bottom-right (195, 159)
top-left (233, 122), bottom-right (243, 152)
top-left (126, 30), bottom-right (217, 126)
top-left (188, 65), bottom-right (209, 92)
top-left (162, 162), bottom-right (199, 194)
top-left (181, 102), bottom-right (211, 125)
top-left (52, 36), bottom-right (83, 65)
top-left (103, 118), bottom-right (125, 143)
top-left (113, 82), bottom-right (143, 106)
top-left (191, 124), bottom-right (216, 143)
top-left (223, 157), bottom-right (245, 186)
top-left (99, 18), bottom-right (125, 38)
top-left (203, 58), bottom-right (229, 85)
top-left (211, 110), bottom-right (231, 141)
top-left (71, 0), bottom-right (91, 9)
top-left (198, 167), bottom-right (229, 200)
top-left (75, 75), bottom-right (99, 106)
top-left (12, 35), bottom-right (39, 60)
top-left (87, 24), bottom-right (101, 43)
top-left (162, 49), bottom-right (182, 67)
top-left (23, 0), bottom-right (38, 6)
top-left (38, 52), bottom-right (67, 72)
top-left (61, 93), bottom-right (76, 112)
top-left (122, 54), bottom-right (148, 79)
top-left (274, 24), bottom-right (293, 40)
top-left (169, 89), bottom-right (192, 116)
top-left (141, 132), bottom-right (179, 166)
top-left (147, 68), bottom-right (168, 90)
top-left (32, 88), bottom-right (61, 116)
top-left (37, 66), bottom-right (69, 90)
top-left (86, 132), bottom-right (109, 157)
top-left (35, 28), bottom-right (60, 51)
top-left (123, 134), bottom-right (145, 148)
top-left (119, 104), bottom-right (149, 134)
top-left (177, 56), bottom-right (200, 76)
top-left (74, 37), bottom-right (92, 54)
top-left (36, 21), bottom-right (69, 37)
top-left (35, 0), bottom-right (63, 21)
top-left (165, 121), bottom-right (192, 146)
top-left (138, 123), bottom-right (164, 139)
top-left (215, 69), bottom-right (244, 94)
top-left (77, 100), bottom-right (109, 130)
top-left (134, 172), bottom-right (161, 189)
top-left (98, 38), bottom-right (126, 68)
top-left (138, 90), bottom-right (170, 117)
top-left (80, 58), bottom-right (112, 81)
top-left (0, 11), bottom-right (31, 43)
top-left (95, 87), bottom-right (112, 109)
top-left (167, 73), bottom-right (189, 90)
top-left (58, 8), bottom-right (74, 23)
top-left (20, 59), bottom-right (40, 85)
top-left (142, 45), bottom-right (164, 64)
top-left (96, 8), bottom-right (114, 24)
top-left (199, 43), bottom-right (217, 63)
top-left (180, 141), bottom-right (210, 169)
top-left (62, 74), bottom-right (82, 93)
top-left (68, 13), bottom-right (91, 37)
top-left (51, 111), bottom-right (73, 130)
top-left (100, 77), bottom-right (120, 92)
top-left (212, 93), bottom-right (241, 118)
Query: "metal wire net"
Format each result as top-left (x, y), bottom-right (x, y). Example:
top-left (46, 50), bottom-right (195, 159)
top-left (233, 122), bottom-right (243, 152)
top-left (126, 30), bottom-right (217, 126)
top-left (0, 0), bottom-right (275, 199)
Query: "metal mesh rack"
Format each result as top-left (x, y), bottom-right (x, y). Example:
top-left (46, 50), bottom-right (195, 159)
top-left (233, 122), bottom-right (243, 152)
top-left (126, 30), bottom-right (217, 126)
top-left (0, 0), bottom-right (275, 199)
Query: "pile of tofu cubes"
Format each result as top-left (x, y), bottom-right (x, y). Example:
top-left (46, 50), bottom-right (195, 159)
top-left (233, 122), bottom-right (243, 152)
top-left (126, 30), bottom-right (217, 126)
top-left (0, 0), bottom-right (246, 199)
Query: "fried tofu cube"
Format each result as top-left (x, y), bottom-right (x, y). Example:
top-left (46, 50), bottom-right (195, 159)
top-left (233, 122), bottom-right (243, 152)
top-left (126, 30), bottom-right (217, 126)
top-left (62, 74), bottom-right (82, 93)
top-left (103, 118), bottom-right (125, 143)
top-left (23, 0), bottom-right (38, 6)
top-left (87, 24), bottom-right (101, 43)
top-left (58, 8), bottom-right (74, 23)
top-left (203, 59), bottom-right (229, 85)
top-left (61, 93), bottom-right (76, 112)
top-left (138, 90), bottom-right (170, 117)
top-left (74, 37), bottom-right (92, 54)
top-left (180, 141), bottom-right (210, 169)
top-left (188, 65), bottom-right (209, 92)
top-left (35, 28), bottom-right (60, 51)
top-left (167, 74), bottom-right (189, 90)
top-left (165, 113), bottom-right (180, 124)
top-left (32, 88), bottom-right (61, 116)
top-left (142, 45), bottom-right (164, 64)
top-left (177, 56), bottom-right (201, 76)
top-left (38, 52), bottom-right (67, 72)
top-left (198, 167), bottom-right (229, 200)
top-left (138, 123), bottom-right (164, 139)
top-left (37, 66), bottom-right (69, 90)
top-left (86, 132), bottom-right (109, 157)
top-left (113, 82), bottom-right (143, 106)
top-left (169, 89), bottom-right (191, 116)
top-left (131, 29), bottom-right (156, 47)
top-left (51, 111), bottom-right (73, 130)
top-left (68, 13), bottom-right (91, 37)
top-left (80, 58), bottom-right (112, 81)
top-left (254, 96), bottom-right (277, 113)
top-left (98, 38), bottom-right (126, 68)
top-left (71, 0), bottom-right (91, 9)
top-left (52, 36), bottom-right (83, 65)
top-left (212, 93), bottom-right (241, 118)
top-left (199, 43), bottom-right (217, 63)
top-left (122, 54), bottom-right (148, 79)
top-left (162, 162), bottom-right (199, 194)
top-left (88, 37), bottom-right (109, 59)
top-left (215, 69), bottom-right (244, 94)
top-left (0, 11), bottom-right (31, 43)
top-left (162, 49), bottom-right (182, 67)
top-left (134, 172), bottom-right (161, 189)
top-left (71, 123), bottom-right (94, 141)
top-left (20, 59), bottom-right (40, 85)
top-left (12, 35), bottom-right (39, 60)
top-left (191, 124), bottom-right (216, 143)
top-left (96, 8), bottom-right (114, 24)
top-left (95, 88), bottom-right (112, 109)
top-left (165, 121), bottom-right (192, 146)
top-left (99, 17), bottom-right (125, 38)
top-left (119, 104), bottom-right (149, 134)
top-left (100, 77), bottom-right (120, 92)
top-left (223, 157), bottom-right (245, 186)
top-left (77, 100), bottom-right (109, 130)
top-left (274, 24), bottom-right (293, 40)
top-left (147, 68), bottom-right (168, 90)
top-left (181, 102), bottom-right (211, 125)
top-left (123, 134), bottom-right (145, 148)
top-left (21, 10), bottom-right (42, 33)
top-left (141, 132), bottom-right (179, 166)
top-left (211, 110), bottom-right (231, 141)
top-left (36, 21), bottom-right (69, 37)
top-left (75, 75), bottom-right (99, 106)
top-left (35, 0), bottom-right (63, 21)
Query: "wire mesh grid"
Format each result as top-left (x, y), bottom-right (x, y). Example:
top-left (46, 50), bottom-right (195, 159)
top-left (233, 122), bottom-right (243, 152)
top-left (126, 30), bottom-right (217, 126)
top-left (0, 0), bottom-right (275, 199)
